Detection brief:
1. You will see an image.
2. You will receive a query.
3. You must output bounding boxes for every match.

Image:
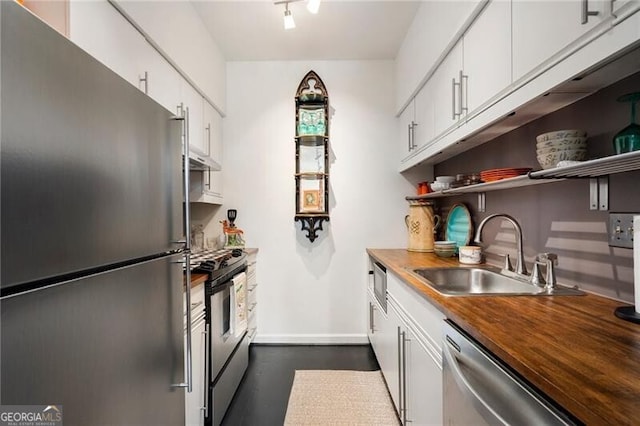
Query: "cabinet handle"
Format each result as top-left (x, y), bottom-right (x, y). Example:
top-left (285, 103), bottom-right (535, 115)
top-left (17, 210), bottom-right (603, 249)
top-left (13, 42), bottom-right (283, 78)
top-left (205, 123), bottom-right (211, 157)
top-left (460, 70), bottom-right (468, 116)
top-left (397, 326), bottom-right (403, 419)
top-left (410, 121), bottom-right (418, 150)
top-left (205, 169), bottom-right (211, 189)
top-left (401, 330), bottom-right (409, 425)
top-left (451, 77), bottom-right (458, 119)
top-left (407, 123), bottom-right (412, 151)
top-left (139, 71), bottom-right (148, 94)
top-left (609, 0), bottom-right (617, 18)
top-left (581, 0), bottom-right (599, 24)
top-left (369, 303), bottom-right (375, 333)
top-left (201, 324), bottom-right (210, 418)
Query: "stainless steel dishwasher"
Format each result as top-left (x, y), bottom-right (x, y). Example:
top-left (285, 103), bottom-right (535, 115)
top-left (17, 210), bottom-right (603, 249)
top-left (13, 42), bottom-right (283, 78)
top-left (443, 320), bottom-right (579, 426)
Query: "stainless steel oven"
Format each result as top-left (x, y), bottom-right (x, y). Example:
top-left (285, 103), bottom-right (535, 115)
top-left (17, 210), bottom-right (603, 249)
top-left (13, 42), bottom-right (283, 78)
top-left (373, 261), bottom-right (387, 313)
top-left (206, 258), bottom-right (248, 426)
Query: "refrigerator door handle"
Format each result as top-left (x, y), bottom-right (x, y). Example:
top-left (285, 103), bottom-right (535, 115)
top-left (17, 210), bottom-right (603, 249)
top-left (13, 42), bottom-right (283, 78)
top-left (172, 251), bottom-right (193, 392)
top-left (171, 105), bottom-right (193, 392)
top-left (202, 323), bottom-right (210, 418)
top-left (171, 107), bottom-right (190, 250)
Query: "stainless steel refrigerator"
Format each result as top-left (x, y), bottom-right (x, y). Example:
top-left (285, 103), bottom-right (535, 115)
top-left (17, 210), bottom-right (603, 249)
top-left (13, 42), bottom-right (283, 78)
top-left (1, 3), bottom-right (189, 424)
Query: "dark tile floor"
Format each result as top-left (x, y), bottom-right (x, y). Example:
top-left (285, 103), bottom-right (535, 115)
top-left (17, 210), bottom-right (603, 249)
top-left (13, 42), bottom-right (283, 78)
top-left (221, 344), bottom-right (380, 426)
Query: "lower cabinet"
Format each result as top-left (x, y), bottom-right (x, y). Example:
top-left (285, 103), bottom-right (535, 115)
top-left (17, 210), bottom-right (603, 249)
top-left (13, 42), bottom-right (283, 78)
top-left (389, 297), bottom-right (443, 426)
top-left (246, 251), bottom-right (258, 342)
top-left (366, 266), bottom-right (444, 425)
top-left (367, 289), bottom-right (400, 409)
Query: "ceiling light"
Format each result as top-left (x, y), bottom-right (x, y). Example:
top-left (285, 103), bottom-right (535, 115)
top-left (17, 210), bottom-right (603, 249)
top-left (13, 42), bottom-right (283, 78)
top-left (283, 4), bottom-right (295, 30)
top-left (307, 0), bottom-right (321, 14)
top-left (275, 0), bottom-right (319, 29)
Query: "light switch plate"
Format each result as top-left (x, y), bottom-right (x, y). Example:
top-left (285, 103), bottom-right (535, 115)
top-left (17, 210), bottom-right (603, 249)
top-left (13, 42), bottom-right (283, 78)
top-left (609, 213), bottom-right (638, 248)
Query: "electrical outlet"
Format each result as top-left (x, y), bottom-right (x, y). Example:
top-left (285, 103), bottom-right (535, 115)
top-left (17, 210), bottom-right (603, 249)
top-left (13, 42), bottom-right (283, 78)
top-left (609, 213), bottom-right (638, 248)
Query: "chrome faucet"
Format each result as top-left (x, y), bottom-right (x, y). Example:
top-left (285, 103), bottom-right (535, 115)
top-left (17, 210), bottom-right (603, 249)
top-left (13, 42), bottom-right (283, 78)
top-left (537, 253), bottom-right (558, 289)
top-left (474, 214), bottom-right (528, 276)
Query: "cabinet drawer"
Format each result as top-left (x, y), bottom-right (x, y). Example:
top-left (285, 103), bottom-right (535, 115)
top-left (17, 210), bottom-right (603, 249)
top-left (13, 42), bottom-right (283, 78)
top-left (387, 271), bottom-right (444, 352)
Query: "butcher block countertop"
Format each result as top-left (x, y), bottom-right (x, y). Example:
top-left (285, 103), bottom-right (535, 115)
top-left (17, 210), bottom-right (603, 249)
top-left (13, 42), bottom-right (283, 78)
top-left (189, 273), bottom-right (207, 289)
top-left (367, 248), bottom-right (640, 426)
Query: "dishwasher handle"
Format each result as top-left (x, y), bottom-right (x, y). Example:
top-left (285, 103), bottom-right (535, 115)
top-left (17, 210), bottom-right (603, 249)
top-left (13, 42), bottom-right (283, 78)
top-left (444, 334), bottom-right (509, 425)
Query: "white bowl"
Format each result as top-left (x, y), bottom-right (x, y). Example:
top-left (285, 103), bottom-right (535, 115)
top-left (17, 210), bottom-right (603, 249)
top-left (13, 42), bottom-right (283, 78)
top-left (434, 240), bottom-right (457, 247)
top-left (537, 150), bottom-right (588, 169)
top-left (536, 145), bottom-right (587, 156)
top-left (536, 129), bottom-right (587, 143)
top-left (536, 136), bottom-right (588, 149)
top-left (430, 182), bottom-right (449, 191)
top-left (435, 176), bottom-right (456, 184)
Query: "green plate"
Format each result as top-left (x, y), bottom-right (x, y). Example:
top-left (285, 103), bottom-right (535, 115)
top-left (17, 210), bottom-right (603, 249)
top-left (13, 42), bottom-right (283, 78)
top-left (445, 204), bottom-right (473, 252)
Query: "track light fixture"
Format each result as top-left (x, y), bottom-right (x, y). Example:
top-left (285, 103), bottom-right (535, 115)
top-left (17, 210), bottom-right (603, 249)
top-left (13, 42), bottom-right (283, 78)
top-left (284, 3), bottom-right (295, 30)
top-left (275, 0), bottom-right (321, 29)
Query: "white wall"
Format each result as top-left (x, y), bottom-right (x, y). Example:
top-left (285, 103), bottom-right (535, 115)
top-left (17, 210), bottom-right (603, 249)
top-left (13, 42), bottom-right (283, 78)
top-left (223, 60), bottom-right (413, 344)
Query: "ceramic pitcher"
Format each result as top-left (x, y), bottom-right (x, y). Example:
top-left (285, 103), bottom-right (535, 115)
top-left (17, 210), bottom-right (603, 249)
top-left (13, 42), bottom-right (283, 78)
top-left (405, 202), bottom-right (440, 252)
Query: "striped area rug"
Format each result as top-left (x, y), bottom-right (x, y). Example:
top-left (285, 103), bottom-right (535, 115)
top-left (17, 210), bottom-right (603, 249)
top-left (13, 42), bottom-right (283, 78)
top-left (284, 370), bottom-right (400, 425)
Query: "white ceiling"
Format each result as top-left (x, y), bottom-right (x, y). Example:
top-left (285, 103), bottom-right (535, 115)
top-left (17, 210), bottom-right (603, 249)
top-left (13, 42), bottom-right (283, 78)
top-left (191, 1), bottom-right (421, 61)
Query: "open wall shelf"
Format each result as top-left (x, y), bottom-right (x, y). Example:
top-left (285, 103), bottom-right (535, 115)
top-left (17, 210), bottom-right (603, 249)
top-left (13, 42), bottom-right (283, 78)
top-left (406, 151), bottom-right (640, 210)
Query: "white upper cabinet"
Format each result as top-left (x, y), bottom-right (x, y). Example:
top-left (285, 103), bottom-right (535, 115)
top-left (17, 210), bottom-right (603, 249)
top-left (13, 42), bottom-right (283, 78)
top-left (395, 0), bottom-right (483, 113)
top-left (399, 100), bottom-right (416, 160)
top-left (512, 0), bottom-right (607, 82)
top-left (144, 49), bottom-right (182, 115)
top-left (111, 1), bottom-right (227, 113)
top-left (431, 41), bottom-right (464, 138)
top-left (69, 1), bottom-right (182, 115)
top-left (180, 81), bottom-right (205, 156)
top-left (463, 0), bottom-right (512, 117)
top-left (413, 81), bottom-right (436, 151)
top-left (69, 1), bottom-right (148, 90)
top-left (204, 101), bottom-right (223, 166)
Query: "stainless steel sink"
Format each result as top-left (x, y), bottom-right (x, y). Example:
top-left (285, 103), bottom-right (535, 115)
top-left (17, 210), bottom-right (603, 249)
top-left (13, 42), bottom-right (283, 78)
top-left (410, 266), bottom-right (584, 296)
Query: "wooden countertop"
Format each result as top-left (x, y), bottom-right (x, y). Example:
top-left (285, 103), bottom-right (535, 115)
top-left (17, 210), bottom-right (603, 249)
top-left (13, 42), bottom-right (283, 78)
top-left (367, 248), bottom-right (640, 426)
top-left (188, 273), bottom-right (207, 289)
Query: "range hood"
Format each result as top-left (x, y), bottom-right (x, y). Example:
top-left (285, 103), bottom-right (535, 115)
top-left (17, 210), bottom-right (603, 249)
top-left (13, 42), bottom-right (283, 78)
top-left (187, 147), bottom-right (221, 171)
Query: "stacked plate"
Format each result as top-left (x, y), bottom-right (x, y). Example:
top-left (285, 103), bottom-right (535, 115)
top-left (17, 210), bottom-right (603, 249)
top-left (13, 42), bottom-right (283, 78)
top-left (480, 167), bottom-right (532, 182)
top-left (536, 130), bottom-right (588, 169)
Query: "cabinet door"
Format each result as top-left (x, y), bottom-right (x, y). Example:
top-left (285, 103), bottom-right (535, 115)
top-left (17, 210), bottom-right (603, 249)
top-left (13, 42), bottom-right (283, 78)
top-left (512, 0), bottom-right (606, 82)
top-left (69, 0), bottom-right (147, 90)
top-left (203, 101), bottom-right (223, 166)
top-left (185, 317), bottom-right (206, 426)
top-left (399, 101), bottom-right (416, 161)
top-left (204, 170), bottom-right (223, 200)
top-left (145, 48), bottom-right (182, 114)
top-left (463, 0), bottom-right (512, 116)
top-left (367, 292), bottom-right (378, 351)
top-left (181, 82), bottom-right (206, 156)
top-left (413, 82), bottom-right (436, 150)
top-left (431, 41), bottom-right (464, 138)
top-left (382, 304), bottom-right (402, 413)
top-left (404, 326), bottom-right (443, 426)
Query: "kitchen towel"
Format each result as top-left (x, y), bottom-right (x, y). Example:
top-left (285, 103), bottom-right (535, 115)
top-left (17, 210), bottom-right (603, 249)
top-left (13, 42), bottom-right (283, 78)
top-left (231, 272), bottom-right (248, 337)
top-left (634, 216), bottom-right (640, 312)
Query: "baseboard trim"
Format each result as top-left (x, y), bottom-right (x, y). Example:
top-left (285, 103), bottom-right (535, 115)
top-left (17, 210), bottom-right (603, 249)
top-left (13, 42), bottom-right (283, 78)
top-left (251, 333), bottom-right (369, 345)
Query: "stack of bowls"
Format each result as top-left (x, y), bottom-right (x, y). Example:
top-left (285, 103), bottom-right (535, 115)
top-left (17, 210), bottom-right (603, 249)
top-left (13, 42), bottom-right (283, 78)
top-left (431, 176), bottom-right (456, 191)
top-left (434, 241), bottom-right (457, 258)
top-left (536, 130), bottom-right (588, 169)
